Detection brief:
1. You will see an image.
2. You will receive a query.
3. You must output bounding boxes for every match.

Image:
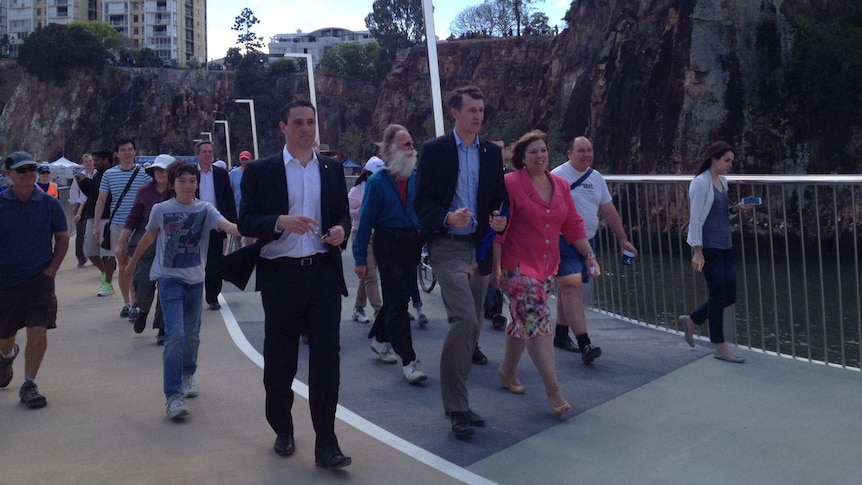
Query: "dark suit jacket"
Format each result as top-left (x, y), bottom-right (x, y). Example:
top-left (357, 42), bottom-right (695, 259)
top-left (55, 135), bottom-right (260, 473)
top-left (413, 132), bottom-right (508, 273)
top-left (238, 152), bottom-right (351, 295)
top-left (196, 166), bottom-right (237, 240)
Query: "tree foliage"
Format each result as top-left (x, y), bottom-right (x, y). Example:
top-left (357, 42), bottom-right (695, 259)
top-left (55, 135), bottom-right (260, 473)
top-left (232, 7), bottom-right (264, 53)
top-left (70, 20), bottom-right (125, 54)
top-left (449, 0), bottom-right (537, 38)
top-left (365, 0), bottom-right (425, 62)
top-left (223, 47), bottom-right (244, 70)
top-left (793, 19), bottom-right (862, 128)
top-left (528, 12), bottom-right (552, 36)
top-left (269, 58), bottom-right (298, 76)
top-left (16, 24), bottom-right (111, 83)
top-left (319, 42), bottom-right (383, 79)
top-left (133, 48), bottom-right (165, 67)
top-left (0, 34), bottom-right (11, 57)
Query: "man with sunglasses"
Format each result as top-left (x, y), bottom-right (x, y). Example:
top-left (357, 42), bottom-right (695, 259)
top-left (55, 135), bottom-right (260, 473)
top-left (0, 152), bottom-right (69, 409)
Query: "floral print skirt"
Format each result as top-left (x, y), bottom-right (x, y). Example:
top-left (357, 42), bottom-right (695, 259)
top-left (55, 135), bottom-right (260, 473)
top-left (500, 270), bottom-right (554, 338)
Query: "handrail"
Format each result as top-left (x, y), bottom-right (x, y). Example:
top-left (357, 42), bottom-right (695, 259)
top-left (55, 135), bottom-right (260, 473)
top-left (603, 174), bottom-right (862, 184)
top-left (587, 175), bottom-right (862, 370)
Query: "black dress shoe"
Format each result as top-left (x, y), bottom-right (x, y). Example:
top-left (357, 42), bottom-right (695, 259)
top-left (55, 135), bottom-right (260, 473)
top-left (472, 345), bottom-right (488, 365)
top-left (208, 302), bottom-right (221, 311)
top-left (445, 408), bottom-right (485, 427)
top-left (314, 444), bottom-right (352, 469)
top-left (554, 335), bottom-right (581, 353)
top-left (449, 411), bottom-right (475, 439)
top-left (581, 344), bottom-right (602, 365)
top-left (273, 433), bottom-right (295, 456)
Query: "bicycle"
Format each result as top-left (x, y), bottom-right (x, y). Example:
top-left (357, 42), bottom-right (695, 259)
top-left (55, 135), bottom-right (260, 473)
top-left (417, 244), bottom-right (436, 293)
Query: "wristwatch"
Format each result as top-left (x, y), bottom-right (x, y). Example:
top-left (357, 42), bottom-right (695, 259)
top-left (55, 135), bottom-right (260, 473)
top-left (586, 252), bottom-right (596, 259)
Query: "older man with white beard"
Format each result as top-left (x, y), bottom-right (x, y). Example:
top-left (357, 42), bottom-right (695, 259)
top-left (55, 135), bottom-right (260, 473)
top-left (353, 124), bottom-right (427, 385)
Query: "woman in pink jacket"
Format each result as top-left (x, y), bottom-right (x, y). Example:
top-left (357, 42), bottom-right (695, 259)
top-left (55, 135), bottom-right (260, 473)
top-left (492, 130), bottom-right (600, 416)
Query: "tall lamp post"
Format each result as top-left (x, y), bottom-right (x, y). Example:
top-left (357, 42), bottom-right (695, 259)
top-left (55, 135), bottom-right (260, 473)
top-left (214, 120), bottom-right (231, 168)
top-left (422, 0), bottom-right (444, 137)
top-left (234, 99), bottom-right (259, 159)
top-left (280, 53), bottom-right (320, 144)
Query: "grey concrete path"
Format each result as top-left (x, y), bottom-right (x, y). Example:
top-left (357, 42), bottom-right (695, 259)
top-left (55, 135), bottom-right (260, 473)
top-left (4, 249), bottom-right (862, 485)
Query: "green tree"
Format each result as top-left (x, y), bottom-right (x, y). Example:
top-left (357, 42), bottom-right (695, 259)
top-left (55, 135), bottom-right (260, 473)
top-left (320, 42), bottom-right (382, 79)
top-left (134, 47), bottom-right (165, 67)
top-left (70, 20), bottom-right (125, 55)
top-left (450, 0), bottom-right (539, 38)
top-left (365, 0), bottom-right (425, 62)
top-left (16, 24), bottom-right (111, 83)
top-left (0, 34), bottom-right (13, 57)
top-left (269, 58), bottom-right (297, 76)
top-left (223, 47), bottom-right (244, 70)
top-left (528, 12), bottom-right (551, 35)
top-left (451, 3), bottom-right (502, 37)
top-left (232, 8), bottom-right (264, 53)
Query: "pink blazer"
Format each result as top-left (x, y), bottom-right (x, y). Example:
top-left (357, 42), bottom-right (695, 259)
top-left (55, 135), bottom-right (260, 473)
top-left (496, 169), bottom-right (587, 281)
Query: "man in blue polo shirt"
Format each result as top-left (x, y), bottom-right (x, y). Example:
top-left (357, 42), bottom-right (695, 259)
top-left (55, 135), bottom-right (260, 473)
top-left (0, 151), bottom-right (69, 409)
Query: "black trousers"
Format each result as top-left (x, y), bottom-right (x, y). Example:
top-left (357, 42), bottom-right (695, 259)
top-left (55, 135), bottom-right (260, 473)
top-left (75, 215), bottom-right (87, 264)
top-left (258, 255), bottom-right (342, 449)
top-left (367, 227), bottom-right (423, 365)
top-left (204, 231), bottom-right (225, 304)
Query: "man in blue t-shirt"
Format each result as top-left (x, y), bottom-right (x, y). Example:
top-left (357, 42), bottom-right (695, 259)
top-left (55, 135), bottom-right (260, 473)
top-left (0, 151), bottom-right (70, 409)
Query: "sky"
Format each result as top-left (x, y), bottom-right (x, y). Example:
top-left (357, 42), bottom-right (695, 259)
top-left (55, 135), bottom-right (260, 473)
top-left (205, 0), bottom-right (572, 61)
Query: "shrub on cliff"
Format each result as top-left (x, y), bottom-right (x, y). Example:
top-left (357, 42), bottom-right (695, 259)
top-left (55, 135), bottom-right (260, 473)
top-left (16, 24), bottom-right (111, 83)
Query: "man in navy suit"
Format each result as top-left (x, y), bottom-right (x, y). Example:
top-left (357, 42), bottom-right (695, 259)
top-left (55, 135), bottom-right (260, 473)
top-left (194, 140), bottom-right (238, 311)
top-left (414, 86), bottom-right (508, 439)
top-left (238, 100), bottom-right (352, 468)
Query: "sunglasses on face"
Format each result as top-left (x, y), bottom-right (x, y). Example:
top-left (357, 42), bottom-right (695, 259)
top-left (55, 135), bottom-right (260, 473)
top-left (15, 165), bottom-right (37, 174)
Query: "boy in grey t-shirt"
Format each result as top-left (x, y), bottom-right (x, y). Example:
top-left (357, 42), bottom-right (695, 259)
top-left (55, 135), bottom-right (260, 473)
top-left (125, 161), bottom-right (240, 419)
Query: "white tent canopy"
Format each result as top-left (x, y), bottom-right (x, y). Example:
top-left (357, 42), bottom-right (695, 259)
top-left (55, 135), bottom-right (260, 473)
top-left (48, 157), bottom-right (82, 169)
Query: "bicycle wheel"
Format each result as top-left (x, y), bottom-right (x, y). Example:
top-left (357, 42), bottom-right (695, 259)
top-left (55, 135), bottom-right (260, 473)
top-left (418, 260), bottom-right (436, 293)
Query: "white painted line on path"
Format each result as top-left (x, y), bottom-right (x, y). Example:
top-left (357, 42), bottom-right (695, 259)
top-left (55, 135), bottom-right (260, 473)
top-left (217, 294), bottom-right (497, 485)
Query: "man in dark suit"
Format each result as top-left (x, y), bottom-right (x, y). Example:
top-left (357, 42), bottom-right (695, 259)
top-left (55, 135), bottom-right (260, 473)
top-left (414, 86), bottom-right (508, 439)
top-left (194, 140), bottom-right (237, 311)
top-left (238, 100), bottom-right (352, 469)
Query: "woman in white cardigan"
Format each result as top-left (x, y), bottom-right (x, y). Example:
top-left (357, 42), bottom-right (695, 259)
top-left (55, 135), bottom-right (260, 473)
top-left (679, 141), bottom-right (752, 363)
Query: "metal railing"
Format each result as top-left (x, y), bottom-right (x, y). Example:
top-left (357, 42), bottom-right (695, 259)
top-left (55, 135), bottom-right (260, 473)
top-left (589, 174), bottom-right (862, 370)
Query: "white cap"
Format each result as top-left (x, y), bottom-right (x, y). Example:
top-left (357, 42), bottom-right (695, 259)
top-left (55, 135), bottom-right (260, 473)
top-left (214, 160), bottom-right (227, 170)
top-left (364, 156), bottom-right (386, 174)
top-left (146, 154), bottom-right (176, 175)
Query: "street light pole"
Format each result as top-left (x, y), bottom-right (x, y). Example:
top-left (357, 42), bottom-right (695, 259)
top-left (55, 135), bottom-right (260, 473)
top-left (235, 99), bottom-right (259, 159)
top-left (214, 120), bottom-right (231, 168)
top-left (279, 53), bottom-right (320, 144)
top-left (200, 132), bottom-right (213, 142)
top-left (422, 0), bottom-right (444, 137)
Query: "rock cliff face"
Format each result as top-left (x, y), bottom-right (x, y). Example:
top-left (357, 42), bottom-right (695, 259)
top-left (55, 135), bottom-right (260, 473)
top-left (0, 61), bottom-right (379, 163)
top-left (1, 0), bottom-right (856, 174)
top-left (0, 62), bottom-right (234, 160)
top-left (370, 0), bottom-right (854, 174)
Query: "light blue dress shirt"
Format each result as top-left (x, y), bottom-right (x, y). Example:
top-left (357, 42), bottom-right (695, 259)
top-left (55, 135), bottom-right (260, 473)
top-left (447, 131), bottom-right (480, 235)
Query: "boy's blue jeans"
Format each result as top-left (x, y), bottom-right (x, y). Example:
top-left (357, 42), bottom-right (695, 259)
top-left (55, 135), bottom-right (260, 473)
top-left (159, 278), bottom-right (203, 397)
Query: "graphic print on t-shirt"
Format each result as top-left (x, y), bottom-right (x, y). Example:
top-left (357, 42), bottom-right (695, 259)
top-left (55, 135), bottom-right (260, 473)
top-left (162, 210), bottom-right (208, 269)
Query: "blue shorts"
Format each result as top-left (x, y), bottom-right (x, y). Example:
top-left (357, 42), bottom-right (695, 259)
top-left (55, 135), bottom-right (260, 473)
top-left (558, 236), bottom-right (594, 283)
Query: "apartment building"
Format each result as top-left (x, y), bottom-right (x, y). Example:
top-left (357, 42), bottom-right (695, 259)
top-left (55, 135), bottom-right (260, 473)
top-left (268, 27), bottom-right (375, 66)
top-left (6, 0), bottom-right (96, 46)
top-left (2, 0), bottom-right (206, 67)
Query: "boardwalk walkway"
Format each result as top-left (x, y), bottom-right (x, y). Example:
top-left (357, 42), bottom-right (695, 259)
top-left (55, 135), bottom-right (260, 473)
top-left (4, 249), bottom-right (862, 485)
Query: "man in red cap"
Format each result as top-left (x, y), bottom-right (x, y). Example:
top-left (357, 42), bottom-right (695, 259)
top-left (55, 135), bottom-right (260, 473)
top-left (229, 151), bottom-right (255, 247)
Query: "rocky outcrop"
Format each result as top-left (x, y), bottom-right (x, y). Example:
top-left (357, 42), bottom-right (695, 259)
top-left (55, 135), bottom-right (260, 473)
top-left (369, 0), bottom-right (855, 175)
top-left (0, 61), bottom-right (379, 163)
top-left (1, 0), bottom-right (857, 174)
top-left (0, 61), bottom-right (234, 160)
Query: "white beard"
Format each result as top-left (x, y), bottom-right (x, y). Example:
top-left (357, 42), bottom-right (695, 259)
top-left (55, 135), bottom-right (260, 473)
top-left (388, 149), bottom-right (417, 180)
